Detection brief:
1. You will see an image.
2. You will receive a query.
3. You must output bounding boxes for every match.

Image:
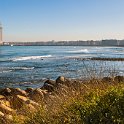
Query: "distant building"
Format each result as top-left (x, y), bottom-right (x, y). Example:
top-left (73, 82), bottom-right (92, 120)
top-left (0, 23), bottom-right (3, 45)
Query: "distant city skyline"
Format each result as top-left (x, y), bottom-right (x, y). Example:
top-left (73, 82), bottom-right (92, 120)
top-left (0, 0), bottom-right (124, 42)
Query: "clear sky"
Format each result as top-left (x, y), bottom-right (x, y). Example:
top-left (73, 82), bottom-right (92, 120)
top-left (0, 0), bottom-right (124, 42)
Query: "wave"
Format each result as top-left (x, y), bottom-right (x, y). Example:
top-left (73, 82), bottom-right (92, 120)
top-left (12, 55), bottom-right (52, 61)
top-left (11, 67), bottom-right (35, 70)
top-left (68, 49), bottom-right (89, 53)
top-left (0, 70), bottom-right (12, 73)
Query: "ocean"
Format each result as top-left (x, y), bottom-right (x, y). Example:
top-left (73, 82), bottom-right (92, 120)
top-left (0, 46), bottom-right (124, 89)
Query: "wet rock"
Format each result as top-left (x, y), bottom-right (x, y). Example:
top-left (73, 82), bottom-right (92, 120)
top-left (0, 103), bottom-right (15, 114)
top-left (102, 77), bottom-right (113, 83)
top-left (114, 76), bottom-right (124, 83)
top-left (0, 88), bottom-right (12, 96)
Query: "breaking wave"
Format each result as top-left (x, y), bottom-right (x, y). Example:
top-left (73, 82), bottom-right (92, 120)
top-left (68, 49), bottom-right (89, 53)
top-left (12, 55), bottom-right (52, 61)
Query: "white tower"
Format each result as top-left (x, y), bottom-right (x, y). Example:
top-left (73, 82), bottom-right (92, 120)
top-left (0, 23), bottom-right (3, 45)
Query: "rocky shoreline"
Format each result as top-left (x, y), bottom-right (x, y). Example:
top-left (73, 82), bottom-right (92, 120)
top-left (0, 75), bottom-right (124, 122)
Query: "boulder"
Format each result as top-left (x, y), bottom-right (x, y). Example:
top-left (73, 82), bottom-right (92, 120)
top-left (44, 79), bottom-right (56, 86)
top-left (101, 77), bottom-right (113, 83)
top-left (42, 83), bottom-right (54, 92)
top-left (114, 76), bottom-right (124, 83)
top-left (56, 76), bottom-right (65, 84)
top-left (0, 103), bottom-right (15, 114)
top-left (11, 88), bottom-right (27, 96)
top-left (0, 111), bottom-right (4, 117)
top-left (56, 76), bottom-right (72, 86)
top-left (0, 88), bottom-right (12, 96)
top-left (0, 95), bottom-right (6, 100)
top-left (25, 88), bottom-right (34, 94)
top-left (30, 88), bottom-right (44, 102)
top-left (11, 95), bottom-right (39, 109)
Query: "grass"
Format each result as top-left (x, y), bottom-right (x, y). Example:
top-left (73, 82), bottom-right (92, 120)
top-left (9, 79), bottom-right (124, 124)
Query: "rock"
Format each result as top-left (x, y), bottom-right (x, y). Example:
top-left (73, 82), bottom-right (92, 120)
top-left (0, 95), bottom-right (6, 100)
top-left (11, 95), bottom-right (39, 109)
top-left (30, 88), bottom-right (44, 102)
top-left (0, 111), bottom-right (4, 117)
top-left (56, 76), bottom-right (65, 84)
top-left (25, 88), bottom-right (34, 94)
top-left (44, 79), bottom-right (56, 86)
top-left (4, 114), bottom-right (13, 121)
top-left (0, 100), bottom-right (10, 107)
top-left (11, 88), bottom-right (27, 96)
top-left (102, 77), bottom-right (113, 83)
top-left (56, 76), bottom-right (72, 86)
top-left (0, 103), bottom-right (15, 114)
top-left (114, 76), bottom-right (124, 83)
top-left (42, 83), bottom-right (54, 92)
top-left (41, 79), bottom-right (56, 92)
top-left (0, 88), bottom-right (12, 96)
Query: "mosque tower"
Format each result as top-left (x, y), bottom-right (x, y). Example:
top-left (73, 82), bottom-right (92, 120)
top-left (0, 23), bottom-right (3, 45)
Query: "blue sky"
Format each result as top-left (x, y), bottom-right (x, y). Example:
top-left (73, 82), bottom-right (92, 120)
top-left (0, 0), bottom-right (124, 42)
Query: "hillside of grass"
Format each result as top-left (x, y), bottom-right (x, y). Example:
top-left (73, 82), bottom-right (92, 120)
top-left (4, 76), bottom-right (123, 124)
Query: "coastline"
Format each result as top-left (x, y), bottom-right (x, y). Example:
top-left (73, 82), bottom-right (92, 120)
top-left (0, 75), bottom-right (124, 123)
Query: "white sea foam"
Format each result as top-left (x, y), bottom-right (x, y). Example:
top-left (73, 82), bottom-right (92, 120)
top-left (0, 70), bottom-right (12, 73)
top-left (12, 55), bottom-right (52, 61)
top-left (68, 49), bottom-right (89, 53)
top-left (12, 67), bottom-right (35, 70)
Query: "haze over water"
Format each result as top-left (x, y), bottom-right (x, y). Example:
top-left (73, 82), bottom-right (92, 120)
top-left (0, 46), bottom-right (124, 89)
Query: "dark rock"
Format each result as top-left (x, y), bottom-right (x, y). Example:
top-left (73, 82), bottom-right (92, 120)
top-left (0, 88), bottom-right (12, 96)
top-left (42, 83), bottom-right (54, 92)
top-left (114, 76), bottom-right (124, 83)
top-left (25, 88), bottom-right (34, 94)
top-left (56, 76), bottom-right (65, 84)
top-left (30, 88), bottom-right (44, 102)
top-left (44, 79), bottom-right (56, 86)
top-left (41, 79), bottom-right (56, 92)
top-left (102, 77), bottom-right (113, 83)
top-left (56, 76), bottom-right (72, 86)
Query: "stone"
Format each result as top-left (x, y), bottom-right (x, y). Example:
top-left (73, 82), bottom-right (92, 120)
top-left (56, 76), bottom-right (65, 84)
top-left (11, 95), bottom-right (39, 109)
top-left (114, 76), bottom-right (124, 83)
top-left (11, 88), bottom-right (27, 96)
top-left (0, 111), bottom-right (4, 117)
top-left (4, 114), bottom-right (13, 121)
top-left (0, 88), bottom-right (12, 96)
top-left (25, 88), bottom-right (34, 94)
top-left (30, 88), bottom-right (44, 102)
top-left (56, 76), bottom-right (72, 87)
top-left (42, 83), bottom-right (54, 92)
top-left (44, 79), bottom-right (56, 86)
top-left (0, 95), bottom-right (5, 100)
top-left (102, 77), bottom-right (113, 83)
top-left (0, 103), bottom-right (15, 114)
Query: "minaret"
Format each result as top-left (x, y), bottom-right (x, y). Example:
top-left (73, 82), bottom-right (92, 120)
top-left (0, 23), bottom-right (3, 45)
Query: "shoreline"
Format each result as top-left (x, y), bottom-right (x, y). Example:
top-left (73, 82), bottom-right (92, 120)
top-left (0, 75), bottom-right (124, 123)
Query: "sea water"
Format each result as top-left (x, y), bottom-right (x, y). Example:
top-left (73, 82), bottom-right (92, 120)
top-left (0, 46), bottom-right (124, 88)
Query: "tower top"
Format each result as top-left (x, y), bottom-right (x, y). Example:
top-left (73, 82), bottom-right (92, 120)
top-left (0, 22), bottom-right (2, 28)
